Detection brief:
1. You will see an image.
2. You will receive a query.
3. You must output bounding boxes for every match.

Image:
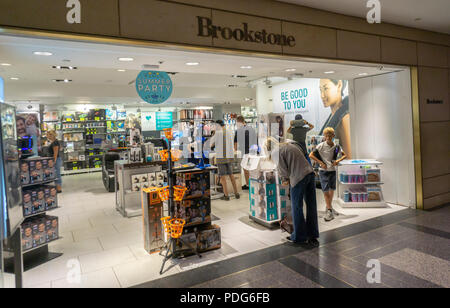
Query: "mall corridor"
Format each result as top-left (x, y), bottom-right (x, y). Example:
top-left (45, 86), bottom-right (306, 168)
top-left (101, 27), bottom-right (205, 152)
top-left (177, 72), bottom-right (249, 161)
top-left (137, 205), bottom-right (450, 288)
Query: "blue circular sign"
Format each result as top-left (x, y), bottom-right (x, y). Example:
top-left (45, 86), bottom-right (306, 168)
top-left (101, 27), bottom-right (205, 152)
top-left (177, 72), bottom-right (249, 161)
top-left (136, 71), bottom-right (173, 104)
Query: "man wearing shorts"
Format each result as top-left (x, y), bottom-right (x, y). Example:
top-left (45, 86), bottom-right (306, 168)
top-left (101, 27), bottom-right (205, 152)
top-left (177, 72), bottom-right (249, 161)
top-left (210, 120), bottom-right (239, 201)
top-left (309, 127), bottom-right (347, 222)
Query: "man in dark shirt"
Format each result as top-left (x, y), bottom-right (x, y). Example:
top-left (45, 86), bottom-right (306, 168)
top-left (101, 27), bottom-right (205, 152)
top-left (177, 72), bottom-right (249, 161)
top-left (287, 114), bottom-right (314, 153)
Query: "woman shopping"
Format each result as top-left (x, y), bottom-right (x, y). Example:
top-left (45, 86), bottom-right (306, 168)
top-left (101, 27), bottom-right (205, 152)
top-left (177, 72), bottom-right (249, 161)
top-left (47, 130), bottom-right (62, 193)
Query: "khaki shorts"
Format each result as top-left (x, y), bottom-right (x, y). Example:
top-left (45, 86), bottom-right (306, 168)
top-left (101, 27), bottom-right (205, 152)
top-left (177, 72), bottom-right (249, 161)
top-left (217, 163), bottom-right (233, 176)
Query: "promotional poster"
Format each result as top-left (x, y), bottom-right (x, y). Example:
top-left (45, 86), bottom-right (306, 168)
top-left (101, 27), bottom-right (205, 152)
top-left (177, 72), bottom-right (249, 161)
top-left (272, 78), bottom-right (351, 156)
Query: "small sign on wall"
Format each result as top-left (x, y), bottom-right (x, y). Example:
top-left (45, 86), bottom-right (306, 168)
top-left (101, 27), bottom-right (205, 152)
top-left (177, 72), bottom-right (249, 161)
top-left (426, 99), bottom-right (444, 104)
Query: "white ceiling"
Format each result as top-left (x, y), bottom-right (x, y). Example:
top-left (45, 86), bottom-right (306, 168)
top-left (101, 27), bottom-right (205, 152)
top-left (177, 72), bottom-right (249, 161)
top-left (278, 0), bottom-right (450, 34)
top-left (0, 35), bottom-right (404, 107)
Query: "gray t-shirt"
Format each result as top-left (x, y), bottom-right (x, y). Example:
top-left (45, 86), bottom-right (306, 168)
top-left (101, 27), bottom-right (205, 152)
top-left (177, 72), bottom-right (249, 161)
top-left (276, 143), bottom-right (313, 187)
top-left (316, 141), bottom-right (342, 171)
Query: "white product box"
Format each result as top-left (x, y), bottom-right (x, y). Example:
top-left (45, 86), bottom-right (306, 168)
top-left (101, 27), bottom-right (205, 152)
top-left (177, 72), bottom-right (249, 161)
top-left (148, 172), bottom-right (156, 182)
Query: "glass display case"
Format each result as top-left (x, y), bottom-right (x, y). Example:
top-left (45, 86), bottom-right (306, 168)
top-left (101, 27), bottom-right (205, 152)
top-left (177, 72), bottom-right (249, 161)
top-left (0, 103), bottom-right (24, 238)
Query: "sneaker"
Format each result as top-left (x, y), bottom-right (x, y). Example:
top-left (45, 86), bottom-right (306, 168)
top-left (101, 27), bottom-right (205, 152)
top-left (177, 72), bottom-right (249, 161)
top-left (221, 195), bottom-right (230, 201)
top-left (332, 209), bottom-right (340, 216)
top-left (324, 209), bottom-right (334, 222)
top-left (308, 239), bottom-right (320, 247)
top-left (286, 236), bottom-right (308, 244)
top-left (235, 193), bottom-right (240, 199)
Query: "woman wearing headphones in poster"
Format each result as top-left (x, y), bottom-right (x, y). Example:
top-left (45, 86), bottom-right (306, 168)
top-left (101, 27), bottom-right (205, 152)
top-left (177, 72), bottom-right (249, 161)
top-left (319, 79), bottom-right (351, 158)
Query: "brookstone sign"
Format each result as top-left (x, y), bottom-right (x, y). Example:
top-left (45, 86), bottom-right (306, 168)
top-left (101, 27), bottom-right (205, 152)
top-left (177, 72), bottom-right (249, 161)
top-left (197, 16), bottom-right (296, 47)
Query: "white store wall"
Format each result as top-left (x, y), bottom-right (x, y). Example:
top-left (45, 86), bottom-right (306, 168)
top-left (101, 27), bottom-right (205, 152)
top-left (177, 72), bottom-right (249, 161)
top-left (350, 70), bottom-right (416, 207)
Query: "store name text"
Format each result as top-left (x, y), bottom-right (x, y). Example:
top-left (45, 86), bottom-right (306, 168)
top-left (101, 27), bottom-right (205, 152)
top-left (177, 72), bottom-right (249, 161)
top-left (197, 16), bottom-right (295, 47)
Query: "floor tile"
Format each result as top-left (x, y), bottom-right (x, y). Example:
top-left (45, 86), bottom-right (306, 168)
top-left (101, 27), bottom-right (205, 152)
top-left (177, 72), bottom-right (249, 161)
top-left (78, 246), bottom-right (137, 274)
top-left (113, 255), bottom-right (180, 288)
top-left (51, 267), bottom-right (121, 288)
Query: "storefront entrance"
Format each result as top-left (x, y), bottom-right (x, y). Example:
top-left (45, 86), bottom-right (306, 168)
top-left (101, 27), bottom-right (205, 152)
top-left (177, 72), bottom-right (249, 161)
top-left (0, 33), bottom-right (417, 288)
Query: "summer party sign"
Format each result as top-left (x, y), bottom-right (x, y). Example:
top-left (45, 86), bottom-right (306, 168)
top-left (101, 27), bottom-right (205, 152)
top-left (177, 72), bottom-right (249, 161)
top-left (136, 71), bottom-right (173, 104)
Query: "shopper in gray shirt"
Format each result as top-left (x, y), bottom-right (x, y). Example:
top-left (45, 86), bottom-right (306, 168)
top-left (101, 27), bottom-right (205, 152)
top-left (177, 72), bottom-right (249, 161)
top-left (268, 138), bottom-right (319, 246)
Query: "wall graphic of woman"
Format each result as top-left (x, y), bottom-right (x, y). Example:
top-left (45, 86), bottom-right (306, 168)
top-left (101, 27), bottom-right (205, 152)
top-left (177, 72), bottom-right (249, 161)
top-left (319, 79), bottom-right (351, 158)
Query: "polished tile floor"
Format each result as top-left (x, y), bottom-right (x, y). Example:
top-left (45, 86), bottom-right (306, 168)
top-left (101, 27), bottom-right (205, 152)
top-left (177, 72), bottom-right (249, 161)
top-left (141, 206), bottom-right (450, 288)
top-left (3, 172), bottom-right (408, 288)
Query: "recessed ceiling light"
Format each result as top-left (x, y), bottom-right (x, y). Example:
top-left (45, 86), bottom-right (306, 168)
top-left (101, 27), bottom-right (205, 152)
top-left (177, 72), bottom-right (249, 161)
top-left (33, 51), bottom-right (53, 56)
top-left (117, 69), bottom-right (126, 72)
top-left (358, 73), bottom-right (368, 76)
top-left (52, 79), bottom-right (72, 83)
top-left (231, 75), bottom-right (247, 78)
top-left (324, 71), bottom-right (335, 74)
top-left (10, 77), bottom-right (19, 80)
top-left (185, 62), bottom-right (199, 66)
top-left (240, 66), bottom-right (252, 69)
top-left (118, 57), bottom-right (134, 62)
top-left (227, 85), bottom-right (239, 88)
top-left (285, 68), bottom-right (296, 72)
top-left (52, 65), bottom-right (77, 70)
top-left (1, 63), bottom-right (11, 66)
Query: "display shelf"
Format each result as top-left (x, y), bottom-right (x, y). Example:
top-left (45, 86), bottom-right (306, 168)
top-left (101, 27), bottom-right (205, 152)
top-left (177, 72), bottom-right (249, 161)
top-left (339, 159), bottom-right (383, 166)
top-left (249, 215), bottom-right (280, 228)
top-left (21, 179), bottom-right (56, 188)
top-left (22, 237), bottom-right (61, 254)
top-left (338, 198), bottom-right (387, 208)
top-left (23, 207), bottom-right (60, 219)
top-left (339, 181), bottom-right (384, 185)
top-left (61, 167), bottom-right (102, 175)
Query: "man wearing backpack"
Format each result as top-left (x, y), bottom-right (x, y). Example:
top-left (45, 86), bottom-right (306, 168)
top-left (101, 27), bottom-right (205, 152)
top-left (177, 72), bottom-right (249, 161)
top-left (309, 127), bottom-right (347, 222)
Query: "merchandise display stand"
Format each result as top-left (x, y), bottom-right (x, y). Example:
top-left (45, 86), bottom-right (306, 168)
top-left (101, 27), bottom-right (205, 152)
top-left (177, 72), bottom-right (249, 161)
top-left (115, 161), bottom-right (165, 218)
top-left (337, 160), bottom-right (387, 208)
top-left (5, 157), bottom-right (63, 274)
top-left (244, 155), bottom-right (289, 229)
top-left (158, 129), bottom-right (202, 274)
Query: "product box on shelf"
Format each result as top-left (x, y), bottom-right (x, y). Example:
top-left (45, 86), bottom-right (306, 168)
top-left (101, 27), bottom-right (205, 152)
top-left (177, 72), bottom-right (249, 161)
top-left (131, 183), bottom-right (141, 192)
top-left (174, 198), bottom-right (211, 227)
top-left (139, 174), bottom-right (149, 183)
top-left (367, 187), bottom-right (382, 201)
top-left (20, 160), bottom-right (30, 185)
top-left (29, 187), bottom-right (45, 214)
top-left (131, 175), bottom-right (141, 185)
top-left (37, 187), bottom-right (46, 212)
top-left (42, 158), bottom-right (54, 180)
top-left (46, 216), bottom-right (59, 242)
top-left (44, 185), bottom-right (58, 210)
top-left (140, 182), bottom-right (150, 190)
top-left (31, 219), bottom-right (41, 248)
top-left (366, 169), bottom-right (381, 182)
top-left (29, 159), bottom-right (43, 184)
top-left (177, 232), bottom-right (198, 252)
top-left (148, 172), bottom-right (156, 183)
top-left (22, 189), bottom-right (33, 216)
top-left (176, 170), bottom-right (210, 199)
top-left (197, 225), bottom-right (221, 252)
top-left (22, 222), bottom-right (33, 251)
top-left (37, 217), bottom-right (47, 246)
top-left (279, 184), bottom-right (290, 197)
top-left (156, 172), bottom-right (165, 183)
